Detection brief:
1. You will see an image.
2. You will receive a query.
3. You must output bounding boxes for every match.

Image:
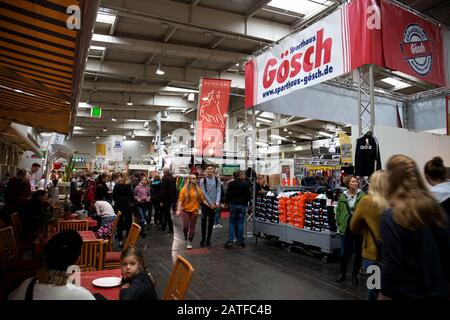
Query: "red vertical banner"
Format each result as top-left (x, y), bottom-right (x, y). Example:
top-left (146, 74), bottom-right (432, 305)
top-left (381, 0), bottom-right (446, 87)
top-left (195, 78), bottom-right (231, 157)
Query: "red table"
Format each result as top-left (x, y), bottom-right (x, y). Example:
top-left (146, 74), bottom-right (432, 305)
top-left (86, 216), bottom-right (97, 228)
top-left (80, 269), bottom-right (122, 300)
top-left (78, 230), bottom-right (97, 241)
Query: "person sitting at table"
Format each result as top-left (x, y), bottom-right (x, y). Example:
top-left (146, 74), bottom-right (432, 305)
top-left (20, 190), bottom-right (54, 237)
top-left (8, 230), bottom-right (96, 300)
top-left (93, 197), bottom-right (117, 227)
top-left (120, 247), bottom-right (158, 300)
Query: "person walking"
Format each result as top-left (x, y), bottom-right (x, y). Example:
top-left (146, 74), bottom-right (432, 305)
top-left (113, 174), bottom-right (134, 246)
top-left (379, 154), bottom-right (449, 300)
top-left (150, 175), bottom-right (162, 226)
top-left (27, 163), bottom-right (41, 192)
top-left (160, 168), bottom-right (177, 233)
top-left (199, 165), bottom-right (221, 247)
top-left (176, 173), bottom-right (211, 249)
top-left (349, 170), bottom-right (389, 300)
top-left (224, 170), bottom-right (251, 248)
top-left (335, 175), bottom-right (366, 285)
top-left (134, 177), bottom-right (150, 238)
top-left (424, 156), bottom-right (450, 216)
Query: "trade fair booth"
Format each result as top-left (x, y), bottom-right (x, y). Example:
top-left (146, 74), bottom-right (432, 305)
top-left (243, 0), bottom-right (450, 261)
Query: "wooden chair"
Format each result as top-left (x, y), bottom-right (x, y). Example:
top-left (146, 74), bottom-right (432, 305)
top-left (57, 220), bottom-right (89, 232)
top-left (103, 223), bottom-right (141, 269)
top-left (108, 211), bottom-right (122, 252)
top-left (163, 255), bottom-right (195, 300)
top-left (77, 239), bottom-right (105, 271)
top-left (0, 227), bottom-right (42, 274)
top-left (0, 227), bottom-right (19, 263)
top-left (10, 213), bottom-right (22, 238)
top-left (10, 213), bottom-right (34, 253)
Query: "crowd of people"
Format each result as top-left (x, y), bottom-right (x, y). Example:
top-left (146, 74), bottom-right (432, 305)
top-left (336, 155), bottom-right (450, 300)
top-left (2, 154), bottom-right (449, 300)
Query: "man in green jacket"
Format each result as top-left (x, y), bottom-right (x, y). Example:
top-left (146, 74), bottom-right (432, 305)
top-left (335, 175), bottom-right (365, 285)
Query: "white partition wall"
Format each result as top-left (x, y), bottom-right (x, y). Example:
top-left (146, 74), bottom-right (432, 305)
top-left (351, 125), bottom-right (450, 174)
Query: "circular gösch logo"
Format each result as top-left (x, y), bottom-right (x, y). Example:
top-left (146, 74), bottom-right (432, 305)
top-left (400, 24), bottom-right (434, 76)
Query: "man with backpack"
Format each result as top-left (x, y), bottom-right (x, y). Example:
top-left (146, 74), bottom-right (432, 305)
top-left (199, 164), bottom-right (221, 247)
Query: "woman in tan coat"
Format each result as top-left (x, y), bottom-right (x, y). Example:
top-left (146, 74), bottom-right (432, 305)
top-left (350, 170), bottom-right (389, 300)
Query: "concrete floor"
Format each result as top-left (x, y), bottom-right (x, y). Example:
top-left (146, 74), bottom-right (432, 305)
top-left (135, 214), bottom-right (367, 300)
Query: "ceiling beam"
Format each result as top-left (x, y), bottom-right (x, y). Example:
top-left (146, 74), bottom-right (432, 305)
top-left (208, 37), bottom-right (225, 49)
top-left (86, 60), bottom-right (245, 88)
top-left (109, 16), bottom-right (119, 35)
top-left (91, 34), bottom-right (245, 63)
top-left (100, 0), bottom-right (289, 43)
top-left (163, 26), bottom-right (178, 42)
top-left (247, 0), bottom-right (273, 18)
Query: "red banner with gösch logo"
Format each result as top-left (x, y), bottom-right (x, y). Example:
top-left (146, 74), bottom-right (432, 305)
top-left (381, 0), bottom-right (446, 87)
top-left (195, 78), bottom-right (231, 157)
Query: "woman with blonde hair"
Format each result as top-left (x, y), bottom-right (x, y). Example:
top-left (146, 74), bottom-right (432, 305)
top-left (380, 154), bottom-right (449, 300)
top-left (350, 170), bottom-right (389, 300)
top-left (176, 173), bottom-right (213, 249)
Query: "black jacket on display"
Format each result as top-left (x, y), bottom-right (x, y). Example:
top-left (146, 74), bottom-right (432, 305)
top-left (355, 133), bottom-right (381, 177)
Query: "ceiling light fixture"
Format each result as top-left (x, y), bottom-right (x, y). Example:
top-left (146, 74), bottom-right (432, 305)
top-left (101, 127), bottom-right (107, 132)
top-left (288, 131), bottom-right (292, 134)
top-left (126, 96), bottom-right (133, 106)
top-left (283, 128), bottom-right (288, 132)
top-left (123, 136), bottom-right (127, 140)
top-left (132, 132), bottom-right (136, 138)
top-left (96, 136), bottom-right (100, 139)
top-left (156, 63), bottom-right (165, 75)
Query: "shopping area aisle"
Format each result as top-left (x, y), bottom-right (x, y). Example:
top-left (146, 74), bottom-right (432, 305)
top-left (136, 215), bottom-right (367, 300)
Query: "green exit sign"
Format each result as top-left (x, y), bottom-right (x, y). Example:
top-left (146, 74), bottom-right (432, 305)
top-left (91, 106), bottom-right (102, 118)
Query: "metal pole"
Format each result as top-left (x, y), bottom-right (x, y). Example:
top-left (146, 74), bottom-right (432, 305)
top-left (369, 65), bottom-right (375, 133)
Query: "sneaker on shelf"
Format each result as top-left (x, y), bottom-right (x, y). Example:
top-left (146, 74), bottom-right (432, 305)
top-left (187, 241), bottom-right (193, 249)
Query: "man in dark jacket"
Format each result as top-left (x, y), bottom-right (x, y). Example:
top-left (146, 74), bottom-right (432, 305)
top-left (159, 168), bottom-right (177, 233)
top-left (225, 170), bottom-right (251, 248)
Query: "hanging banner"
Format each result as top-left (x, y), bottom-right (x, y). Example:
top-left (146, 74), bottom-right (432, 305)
top-left (245, 0), bottom-right (384, 108)
top-left (110, 139), bottom-right (124, 162)
top-left (445, 29), bottom-right (450, 88)
top-left (195, 78), bottom-right (231, 157)
top-left (381, 0), bottom-right (446, 87)
top-left (95, 143), bottom-right (106, 159)
top-left (338, 131), bottom-right (352, 164)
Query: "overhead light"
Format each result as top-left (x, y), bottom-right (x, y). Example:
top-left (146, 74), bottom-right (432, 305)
top-left (156, 63), bottom-right (165, 75)
top-left (112, 117), bottom-right (117, 122)
top-left (256, 123), bottom-right (260, 127)
top-left (14, 89), bottom-right (23, 93)
top-left (89, 45), bottom-right (106, 51)
top-left (293, 144), bottom-right (297, 147)
top-left (125, 119), bottom-right (147, 122)
top-left (152, 138), bottom-right (155, 143)
top-left (123, 136), bottom-right (127, 140)
top-left (235, 63), bottom-right (239, 67)
top-left (328, 146), bottom-right (336, 153)
top-left (91, 141), bottom-right (95, 144)
top-left (270, 134), bottom-right (287, 141)
top-left (318, 131), bottom-right (334, 138)
top-left (101, 128), bottom-right (107, 132)
top-left (380, 77), bottom-right (412, 90)
top-left (96, 11), bottom-right (116, 24)
top-left (96, 136), bottom-right (100, 139)
top-left (288, 131), bottom-right (292, 134)
top-left (283, 128), bottom-right (288, 132)
top-left (140, 144), bottom-right (144, 147)
top-left (132, 131), bottom-right (136, 138)
top-left (126, 96), bottom-right (133, 106)
top-left (190, 123), bottom-right (194, 129)
top-left (74, 126), bottom-right (83, 130)
top-left (292, 140), bottom-right (297, 143)
top-left (187, 93), bottom-right (195, 101)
